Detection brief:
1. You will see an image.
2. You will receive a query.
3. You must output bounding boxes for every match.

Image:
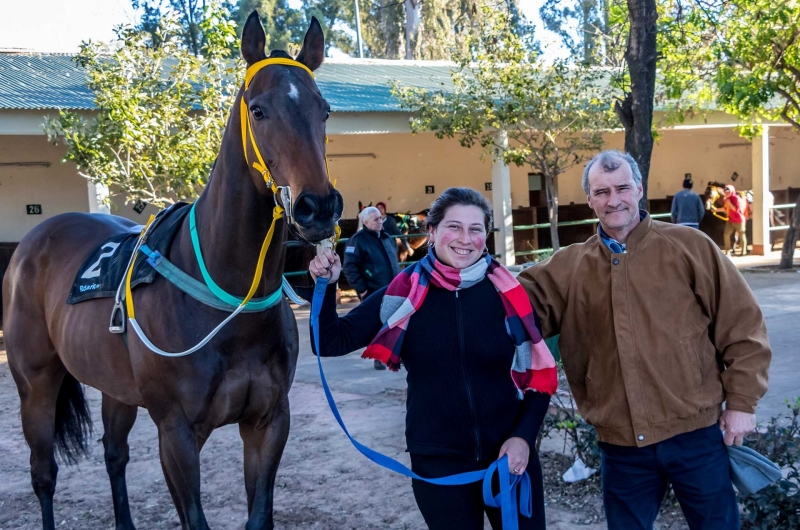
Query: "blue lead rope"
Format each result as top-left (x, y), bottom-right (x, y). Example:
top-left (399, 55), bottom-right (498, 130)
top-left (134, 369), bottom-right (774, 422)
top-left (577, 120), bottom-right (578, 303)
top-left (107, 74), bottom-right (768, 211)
top-left (310, 278), bottom-right (532, 529)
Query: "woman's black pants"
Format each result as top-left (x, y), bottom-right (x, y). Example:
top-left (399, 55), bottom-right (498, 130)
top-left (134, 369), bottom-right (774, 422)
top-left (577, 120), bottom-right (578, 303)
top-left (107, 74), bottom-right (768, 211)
top-left (410, 453), bottom-right (546, 529)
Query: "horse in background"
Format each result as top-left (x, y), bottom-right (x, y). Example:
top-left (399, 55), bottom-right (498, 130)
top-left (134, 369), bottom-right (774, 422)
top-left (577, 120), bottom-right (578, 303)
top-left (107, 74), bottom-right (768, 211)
top-left (703, 181), bottom-right (787, 251)
top-left (356, 201), bottom-right (429, 263)
top-left (704, 181), bottom-right (753, 219)
top-left (702, 181), bottom-right (751, 251)
top-left (395, 211), bottom-right (429, 263)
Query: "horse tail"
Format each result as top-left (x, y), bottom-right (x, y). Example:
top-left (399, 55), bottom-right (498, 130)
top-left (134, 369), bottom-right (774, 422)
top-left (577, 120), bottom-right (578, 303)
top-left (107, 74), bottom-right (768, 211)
top-left (54, 372), bottom-right (93, 464)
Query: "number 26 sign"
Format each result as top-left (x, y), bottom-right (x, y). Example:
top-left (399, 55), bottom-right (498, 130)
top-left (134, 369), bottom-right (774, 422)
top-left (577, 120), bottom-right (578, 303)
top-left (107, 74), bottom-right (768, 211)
top-left (27, 204), bottom-right (42, 215)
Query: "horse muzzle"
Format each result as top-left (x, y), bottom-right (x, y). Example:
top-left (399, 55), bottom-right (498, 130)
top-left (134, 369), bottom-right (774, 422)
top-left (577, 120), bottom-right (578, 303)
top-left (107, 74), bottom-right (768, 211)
top-left (291, 189), bottom-right (344, 243)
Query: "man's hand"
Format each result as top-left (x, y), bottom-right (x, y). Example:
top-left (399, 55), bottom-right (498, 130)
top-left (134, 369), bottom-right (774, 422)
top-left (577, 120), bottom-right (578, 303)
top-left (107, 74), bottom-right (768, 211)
top-left (498, 437), bottom-right (530, 475)
top-left (719, 409), bottom-right (756, 446)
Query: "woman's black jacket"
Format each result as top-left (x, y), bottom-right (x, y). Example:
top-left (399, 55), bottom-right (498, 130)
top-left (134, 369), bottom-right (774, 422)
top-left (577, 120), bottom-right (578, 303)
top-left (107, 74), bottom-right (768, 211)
top-left (311, 276), bottom-right (551, 460)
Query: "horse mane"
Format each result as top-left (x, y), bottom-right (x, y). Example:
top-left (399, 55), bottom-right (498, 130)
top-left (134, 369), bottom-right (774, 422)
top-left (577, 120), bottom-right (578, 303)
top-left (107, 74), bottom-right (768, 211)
top-left (707, 181), bottom-right (728, 188)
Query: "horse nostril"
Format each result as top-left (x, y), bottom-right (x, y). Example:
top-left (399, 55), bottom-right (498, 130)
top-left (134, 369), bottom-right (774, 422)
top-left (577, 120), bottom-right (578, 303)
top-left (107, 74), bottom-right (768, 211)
top-left (294, 193), bottom-right (318, 224)
top-left (329, 191), bottom-right (344, 219)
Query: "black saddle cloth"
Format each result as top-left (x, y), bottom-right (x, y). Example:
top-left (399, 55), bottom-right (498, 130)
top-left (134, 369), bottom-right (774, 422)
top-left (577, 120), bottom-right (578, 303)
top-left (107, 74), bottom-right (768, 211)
top-left (67, 202), bottom-right (191, 304)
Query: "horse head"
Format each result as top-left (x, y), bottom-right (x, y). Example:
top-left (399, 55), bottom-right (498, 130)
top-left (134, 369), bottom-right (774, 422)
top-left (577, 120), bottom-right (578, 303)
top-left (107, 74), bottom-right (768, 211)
top-left (239, 11), bottom-right (343, 243)
top-left (704, 182), bottom-right (725, 211)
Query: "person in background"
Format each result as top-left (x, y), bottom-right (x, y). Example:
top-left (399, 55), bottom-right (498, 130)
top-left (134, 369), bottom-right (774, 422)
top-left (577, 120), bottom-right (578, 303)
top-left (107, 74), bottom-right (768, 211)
top-left (309, 188), bottom-right (556, 529)
top-left (519, 150), bottom-right (771, 530)
top-left (342, 206), bottom-right (401, 370)
top-left (715, 184), bottom-right (748, 256)
top-left (671, 176), bottom-right (706, 228)
top-left (376, 201), bottom-right (414, 258)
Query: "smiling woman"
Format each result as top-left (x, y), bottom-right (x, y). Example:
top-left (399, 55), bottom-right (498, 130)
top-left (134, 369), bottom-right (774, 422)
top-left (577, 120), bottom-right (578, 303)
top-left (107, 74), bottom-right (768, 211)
top-left (425, 188), bottom-right (493, 269)
top-left (308, 187), bottom-right (558, 529)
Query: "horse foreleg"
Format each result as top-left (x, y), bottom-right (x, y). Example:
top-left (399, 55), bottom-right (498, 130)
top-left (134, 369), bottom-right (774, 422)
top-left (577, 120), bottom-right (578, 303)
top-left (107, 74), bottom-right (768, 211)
top-left (239, 399), bottom-right (291, 530)
top-left (15, 363), bottom-right (65, 530)
top-left (101, 394), bottom-right (138, 530)
top-left (157, 416), bottom-right (209, 530)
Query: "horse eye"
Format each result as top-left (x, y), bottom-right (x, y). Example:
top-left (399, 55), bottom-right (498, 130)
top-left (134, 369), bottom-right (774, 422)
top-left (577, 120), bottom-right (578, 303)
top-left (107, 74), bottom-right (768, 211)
top-left (324, 109), bottom-right (330, 121)
top-left (251, 106), bottom-right (265, 120)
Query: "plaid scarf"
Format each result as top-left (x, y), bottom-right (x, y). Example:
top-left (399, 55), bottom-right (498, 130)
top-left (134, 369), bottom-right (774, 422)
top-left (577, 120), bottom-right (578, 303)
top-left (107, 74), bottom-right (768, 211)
top-left (362, 252), bottom-right (558, 397)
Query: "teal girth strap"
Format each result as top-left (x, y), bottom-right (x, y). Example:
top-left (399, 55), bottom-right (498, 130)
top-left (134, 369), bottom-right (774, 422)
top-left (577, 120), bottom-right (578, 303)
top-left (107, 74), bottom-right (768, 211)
top-left (139, 243), bottom-right (282, 313)
top-left (187, 203), bottom-right (279, 311)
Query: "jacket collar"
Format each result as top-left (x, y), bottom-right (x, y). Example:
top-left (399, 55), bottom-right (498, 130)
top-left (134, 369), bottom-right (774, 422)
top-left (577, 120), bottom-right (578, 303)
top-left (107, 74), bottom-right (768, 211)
top-left (596, 210), bottom-right (651, 254)
top-left (363, 228), bottom-right (386, 239)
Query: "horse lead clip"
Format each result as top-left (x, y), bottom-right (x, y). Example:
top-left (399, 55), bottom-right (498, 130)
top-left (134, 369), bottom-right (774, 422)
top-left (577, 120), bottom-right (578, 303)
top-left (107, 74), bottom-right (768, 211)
top-left (109, 301), bottom-right (126, 334)
top-left (278, 185), bottom-right (293, 222)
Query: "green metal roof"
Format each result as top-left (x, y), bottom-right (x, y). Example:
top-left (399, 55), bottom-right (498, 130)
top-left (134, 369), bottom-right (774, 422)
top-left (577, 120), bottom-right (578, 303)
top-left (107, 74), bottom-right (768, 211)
top-left (0, 52), bottom-right (455, 113)
top-left (0, 53), bottom-right (94, 110)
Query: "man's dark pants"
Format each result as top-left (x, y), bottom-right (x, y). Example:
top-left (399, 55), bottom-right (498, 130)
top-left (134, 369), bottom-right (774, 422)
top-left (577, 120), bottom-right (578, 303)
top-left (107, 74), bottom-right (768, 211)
top-left (600, 424), bottom-right (739, 530)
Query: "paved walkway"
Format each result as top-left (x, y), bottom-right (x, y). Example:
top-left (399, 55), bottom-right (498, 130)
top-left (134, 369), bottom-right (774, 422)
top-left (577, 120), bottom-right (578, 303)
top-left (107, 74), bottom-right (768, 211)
top-left (294, 248), bottom-right (800, 424)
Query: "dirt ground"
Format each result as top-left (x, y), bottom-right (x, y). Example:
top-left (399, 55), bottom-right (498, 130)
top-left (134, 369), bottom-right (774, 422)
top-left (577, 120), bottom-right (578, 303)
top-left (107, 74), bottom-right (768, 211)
top-left (0, 320), bottom-right (696, 530)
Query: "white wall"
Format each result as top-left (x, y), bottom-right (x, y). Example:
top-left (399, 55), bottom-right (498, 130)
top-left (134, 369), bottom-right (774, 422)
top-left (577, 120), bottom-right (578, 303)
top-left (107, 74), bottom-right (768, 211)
top-left (2, 126), bottom-right (799, 243)
top-left (0, 135), bottom-right (89, 242)
top-left (326, 132), bottom-right (531, 216)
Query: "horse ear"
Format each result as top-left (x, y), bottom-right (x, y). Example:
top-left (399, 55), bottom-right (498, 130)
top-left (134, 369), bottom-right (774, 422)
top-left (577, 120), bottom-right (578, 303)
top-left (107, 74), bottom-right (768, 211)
top-left (241, 11), bottom-right (267, 67)
top-left (296, 16), bottom-right (325, 72)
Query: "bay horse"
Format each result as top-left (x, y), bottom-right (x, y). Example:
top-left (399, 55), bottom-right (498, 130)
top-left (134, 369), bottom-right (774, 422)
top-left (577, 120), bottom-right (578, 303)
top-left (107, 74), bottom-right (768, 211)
top-left (395, 211), bottom-right (429, 263)
top-left (2, 12), bottom-right (341, 530)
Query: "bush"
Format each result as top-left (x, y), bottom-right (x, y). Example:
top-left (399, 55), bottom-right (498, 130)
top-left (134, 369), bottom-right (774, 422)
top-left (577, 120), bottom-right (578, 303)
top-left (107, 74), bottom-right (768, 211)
top-left (539, 376), bottom-right (800, 529)
top-left (739, 398), bottom-right (800, 529)
top-left (539, 374), bottom-right (600, 469)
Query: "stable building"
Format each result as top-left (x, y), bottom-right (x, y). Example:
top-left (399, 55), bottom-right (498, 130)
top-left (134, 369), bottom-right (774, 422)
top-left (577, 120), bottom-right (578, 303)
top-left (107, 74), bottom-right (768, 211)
top-left (1, 52), bottom-right (799, 277)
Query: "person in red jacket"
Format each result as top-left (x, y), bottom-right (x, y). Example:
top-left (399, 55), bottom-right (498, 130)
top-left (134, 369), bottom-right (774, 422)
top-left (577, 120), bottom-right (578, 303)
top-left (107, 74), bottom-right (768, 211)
top-left (715, 185), bottom-right (748, 255)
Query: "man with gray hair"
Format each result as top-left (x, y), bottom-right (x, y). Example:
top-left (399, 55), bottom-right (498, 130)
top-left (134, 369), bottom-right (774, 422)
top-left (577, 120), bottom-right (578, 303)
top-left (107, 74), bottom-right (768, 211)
top-left (345, 207), bottom-right (401, 301)
top-left (344, 206), bottom-right (402, 370)
top-left (518, 149), bottom-right (771, 529)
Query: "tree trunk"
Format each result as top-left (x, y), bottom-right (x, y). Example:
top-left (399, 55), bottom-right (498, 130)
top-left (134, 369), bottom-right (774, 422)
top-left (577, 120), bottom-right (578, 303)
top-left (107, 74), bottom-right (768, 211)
top-left (582, 1), bottom-right (593, 64)
top-left (546, 173), bottom-right (560, 251)
top-left (615, 0), bottom-right (657, 210)
top-left (779, 196), bottom-right (800, 269)
top-left (404, 0), bottom-right (422, 59)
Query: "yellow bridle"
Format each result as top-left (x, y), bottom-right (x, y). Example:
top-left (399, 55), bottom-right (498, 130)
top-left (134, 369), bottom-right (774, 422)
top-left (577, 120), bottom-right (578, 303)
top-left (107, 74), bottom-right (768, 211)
top-left (125, 58), bottom-right (337, 324)
top-left (240, 57), bottom-right (315, 193)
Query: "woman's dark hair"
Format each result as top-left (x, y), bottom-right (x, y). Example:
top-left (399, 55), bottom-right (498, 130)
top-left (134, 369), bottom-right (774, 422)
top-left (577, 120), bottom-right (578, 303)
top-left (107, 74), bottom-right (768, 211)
top-left (425, 187), bottom-right (493, 232)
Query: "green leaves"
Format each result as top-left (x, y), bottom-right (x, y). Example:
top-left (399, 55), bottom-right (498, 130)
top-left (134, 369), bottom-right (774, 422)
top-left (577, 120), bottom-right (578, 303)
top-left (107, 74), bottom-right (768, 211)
top-left (44, 1), bottom-right (242, 208)
top-left (712, 0), bottom-right (800, 133)
top-left (393, 7), bottom-right (615, 249)
top-left (394, 7), bottom-right (614, 176)
top-left (654, 0), bottom-right (800, 135)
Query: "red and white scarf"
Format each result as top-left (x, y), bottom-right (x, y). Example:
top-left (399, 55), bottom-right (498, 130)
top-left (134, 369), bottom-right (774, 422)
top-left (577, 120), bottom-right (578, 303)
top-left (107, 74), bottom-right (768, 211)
top-left (362, 253), bottom-right (558, 397)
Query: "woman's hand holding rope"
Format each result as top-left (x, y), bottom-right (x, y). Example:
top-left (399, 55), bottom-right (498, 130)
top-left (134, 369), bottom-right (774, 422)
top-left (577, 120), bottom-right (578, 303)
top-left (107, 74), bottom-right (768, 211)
top-left (310, 248), bottom-right (341, 283)
top-left (498, 437), bottom-right (530, 475)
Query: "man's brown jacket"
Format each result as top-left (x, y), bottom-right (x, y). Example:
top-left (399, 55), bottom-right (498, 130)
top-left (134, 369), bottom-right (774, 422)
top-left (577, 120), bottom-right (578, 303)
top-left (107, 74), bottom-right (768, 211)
top-left (518, 214), bottom-right (771, 447)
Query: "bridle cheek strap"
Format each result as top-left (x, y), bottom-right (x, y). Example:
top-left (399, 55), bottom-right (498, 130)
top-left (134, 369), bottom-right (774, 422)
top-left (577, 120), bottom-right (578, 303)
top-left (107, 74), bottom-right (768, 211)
top-left (239, 58), bottom-right (320, 194)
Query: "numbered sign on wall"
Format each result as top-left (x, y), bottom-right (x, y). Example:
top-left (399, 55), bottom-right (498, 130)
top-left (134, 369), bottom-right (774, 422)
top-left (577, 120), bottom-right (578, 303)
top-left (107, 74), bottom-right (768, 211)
top-left (26, 204), bottom-right (42, 215)
top-left (425, 185), bottom-right (435, 194)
